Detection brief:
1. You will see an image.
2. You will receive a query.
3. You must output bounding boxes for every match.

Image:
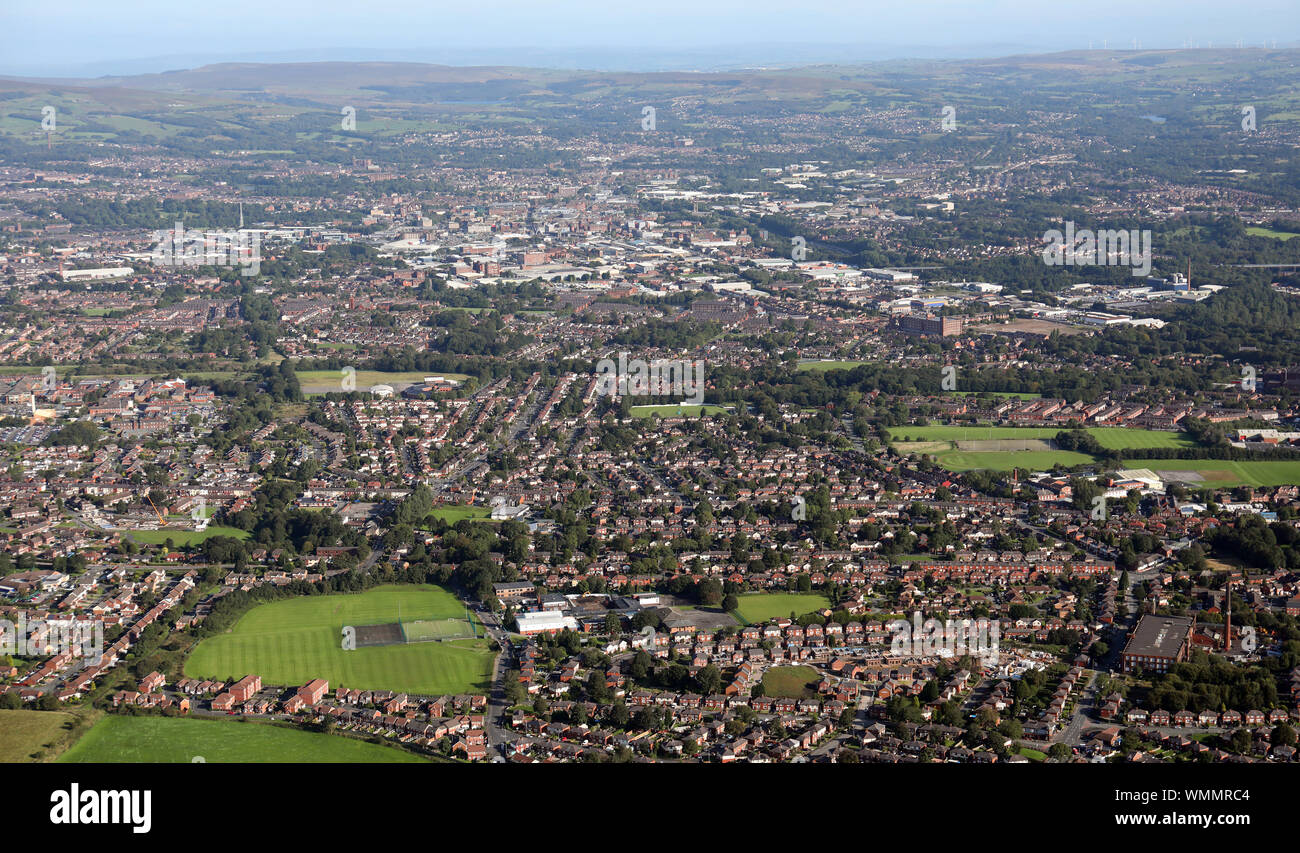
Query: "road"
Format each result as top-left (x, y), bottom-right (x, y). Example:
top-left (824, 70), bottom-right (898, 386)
top-left (1056, 670), bottom-right (1098, 747)
top-left (475, 611), bottom-right (514, 757)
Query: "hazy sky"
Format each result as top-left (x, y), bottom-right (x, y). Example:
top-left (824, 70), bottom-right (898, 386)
top-left (3, 0), bottom-right (1296, 76)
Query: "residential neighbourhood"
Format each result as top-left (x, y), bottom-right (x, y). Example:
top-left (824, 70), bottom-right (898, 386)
top-left (0, 6), bottom-right (1297, 799)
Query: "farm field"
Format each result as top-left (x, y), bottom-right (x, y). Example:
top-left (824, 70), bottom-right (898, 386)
top-left (732, 592), bottom-right (831, 624)
top-left (58, 716), bottom-right (428, 763)
top-left (629, 404), bottom-right (729, 418)
top-left (0, 709), bottom-right (85, 762)
top-left (185, 585), bottom-right (493, 695)
top-left (761, 665), bottom-right (820, 699)
top-left (1118, 459), bottom-right (1300, 488)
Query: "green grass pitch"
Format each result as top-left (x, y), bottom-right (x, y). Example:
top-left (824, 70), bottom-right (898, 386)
top-left (427, 504), bottom-right (492, 524)
top-left (629, 404), bottom-right (729, 418)
top-left (1118, 459), bottom-right (1300, 488)
top-left (885, 424), bottom-right (1193, 450)
top-left (184, 585), bottom-right (494, 695)
top-left (401, 618), bottom-right (476, 642)
top-left (732, 592), bottom-right (832, 624)
top-left (933, 450), bottom-right (1099, 471)
top-left (130, 525), bottom-right (249, 546)
top-left (886, 424), bottom-right (1197, 472)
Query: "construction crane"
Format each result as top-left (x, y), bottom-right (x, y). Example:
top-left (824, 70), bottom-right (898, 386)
top-left (143, 492), bottom-right (168, 527)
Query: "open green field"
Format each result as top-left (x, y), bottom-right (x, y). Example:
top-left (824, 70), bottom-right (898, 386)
top-left (886, 425), bottom-right (1193, 450)
top-left (185, 585), bottom-right (494, 695)
top-left (295, 369), bottom-right (470, 394)
top-left (761, 665), bottom-right (820, 699)
top-left (796, 360), bottom-right (872, 372)
top-left (629, 404), bottom-right (729, 418)
top-left (428, 504), bottom-right (491, 523)
top-left (130, 525), bottom-right (249, 546)
top-left (0, 709), bottom-right (83, 762)
top-left (916, 452), bottom-right (1300, 484)
top-left (887, 424), bottom-right (1197, 472)
top-left (933, 450), bottom-right (1098, 472)
top-left (1247, 226), bottom-right (1300, 241)
top-left (403, 617), bottom-right (477, 642)
top-left (732, 593), bottom-right (831, 624)
top-left (1118, 459), bottom-right (1300, 488)
top-left (58, 716), bottom-right (427, 763)
top-left (950, 390), bottom-right (1043, 400)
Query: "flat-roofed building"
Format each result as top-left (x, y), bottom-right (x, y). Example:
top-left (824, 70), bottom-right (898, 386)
top-left (61, 266), bottom-right (134, 282)
top-left (1121, 615), bottom-right (1194, 674)
top-left (894, 314), bottom-right (962, 337)
top-left (515, 611), bottom-right (579, 636)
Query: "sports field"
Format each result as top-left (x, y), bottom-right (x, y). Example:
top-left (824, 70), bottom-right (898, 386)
top-left (185, 585), bottom-right (494, 695)
top-left (933, 450), bottom-right (1098, 472)
top-left (732, 592), bottom-right (831, 624)
top-left (1118, 459), bottom-right (1300, 488)
top-left (427, 504), bottom-right (491, 524)
top-left (629, 404), bottom-right (729, 418)
top-left (402, 618), bottom-right (477, 642)
top-left (886, 424), bottom-right (1197, 472)
top-left (886, 425), bottom-right (1193, 450)
top-left (1247, 226), bottom-right (1300, 241)
top-left (58, 716), bottom-right (427, 763)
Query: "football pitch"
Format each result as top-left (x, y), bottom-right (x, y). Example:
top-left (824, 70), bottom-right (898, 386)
top-left (401, 618), bottom-right (477, 642)
top-left (732, 593), bottom-right (831, 624)
top-left (185, 585), bottom-right (494, 695)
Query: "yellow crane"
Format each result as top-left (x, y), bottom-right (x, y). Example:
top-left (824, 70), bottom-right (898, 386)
top-left (143, 492), bottom-right (168, 527)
